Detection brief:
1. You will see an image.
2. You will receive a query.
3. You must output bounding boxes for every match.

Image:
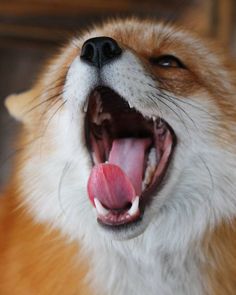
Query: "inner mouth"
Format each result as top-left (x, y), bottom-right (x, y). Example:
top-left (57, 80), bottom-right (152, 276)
top-left (85, 86), bottom-right (176, 228)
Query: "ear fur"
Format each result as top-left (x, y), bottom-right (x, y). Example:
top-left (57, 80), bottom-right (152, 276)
top-left (4, 88), bottom-right (39, 123)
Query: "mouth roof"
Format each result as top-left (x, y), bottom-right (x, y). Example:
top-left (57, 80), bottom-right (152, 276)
top-left (85, 86), bottom-right (176, 227)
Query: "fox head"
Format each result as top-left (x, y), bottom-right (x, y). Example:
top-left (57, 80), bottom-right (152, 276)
top-left (5, 19), bottom-right (236, 251)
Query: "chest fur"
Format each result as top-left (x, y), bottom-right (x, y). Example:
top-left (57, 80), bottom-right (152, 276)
top-left (89, 246), bottom-right (204, 295)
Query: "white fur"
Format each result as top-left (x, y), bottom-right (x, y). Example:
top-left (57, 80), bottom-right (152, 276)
top-left (19, 39), bottom-right (236, 295)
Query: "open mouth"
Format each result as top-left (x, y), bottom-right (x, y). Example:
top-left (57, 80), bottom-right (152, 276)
top-left (85, 86), bottom-right (176, 228)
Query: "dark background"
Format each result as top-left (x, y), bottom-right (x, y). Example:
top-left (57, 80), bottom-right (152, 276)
top-left (0, 0), bottom-right (235, 189)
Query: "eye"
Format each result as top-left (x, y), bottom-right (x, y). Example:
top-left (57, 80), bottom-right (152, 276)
top-left (149, 55), bottom-right (186, 69)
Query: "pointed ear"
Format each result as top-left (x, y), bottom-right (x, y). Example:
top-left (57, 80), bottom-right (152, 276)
top-left (4, 88), bottom-right (38, 123)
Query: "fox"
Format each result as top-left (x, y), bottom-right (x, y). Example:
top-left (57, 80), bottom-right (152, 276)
top-left (1, 18), bottom-right (236, 295)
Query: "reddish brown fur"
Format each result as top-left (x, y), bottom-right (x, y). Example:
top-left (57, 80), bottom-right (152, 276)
top-left (1, 18), bottom-right (236, 294)
top-left (0, 187), bottom-right (92, 295)
top-left (202, 221), bottom-right (236, 295)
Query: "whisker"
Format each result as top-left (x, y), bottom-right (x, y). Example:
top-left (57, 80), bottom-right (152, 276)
top-left (146, 93), bottom-right (164, 119)
top-left (128, 66), bottom-right (217, 122)
top-left (0, 136), bottom-right (42, 170)
top-left (42, 99), bottom-right (67, 137)
top-left (198, 155), bottom-right (215, 197)
top-left (25, 89), bottom-right (65, 115)
top-left (57, 161), bottom-right (72, 217)
top-left (159, 91), bottom-right (198, 131)
top-left (149, 91), bottom-right (191, 135)
top-left (145, 80), bottom-right (217, 120)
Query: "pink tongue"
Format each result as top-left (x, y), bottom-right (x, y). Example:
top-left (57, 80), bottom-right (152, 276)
top-left (87, 138), bottom-right (150, 210)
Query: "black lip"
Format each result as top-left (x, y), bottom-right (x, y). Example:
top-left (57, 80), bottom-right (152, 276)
top-left (85, 86), bottom-right (177, 230)
top-left (98, 214), bottom-right (143, 232)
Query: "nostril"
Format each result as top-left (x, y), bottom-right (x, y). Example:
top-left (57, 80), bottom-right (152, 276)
top-left (81, 43), bottom-right (95, 62)
top-left (102, 43), bottom-right (113, 58)
top-left (102, 41), bottom-right (119, 59)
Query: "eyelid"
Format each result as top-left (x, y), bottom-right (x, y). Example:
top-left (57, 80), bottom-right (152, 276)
top-left (149, 55), bottom-right (186, 69)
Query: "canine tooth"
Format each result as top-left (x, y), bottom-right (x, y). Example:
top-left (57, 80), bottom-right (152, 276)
top-left (94, 198), bottom-right (109, 216)
top-left (128, 196), bottom-right (140, 216)
top-left (83, 100), bottom-right (89, 112)
top-left (128, 102), bottom-right (134, 108)
top-left (156, 118), bottom-right (164, 128)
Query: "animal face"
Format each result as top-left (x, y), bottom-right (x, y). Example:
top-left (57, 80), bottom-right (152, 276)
top-left (9, 19), bottom-right (236, 244)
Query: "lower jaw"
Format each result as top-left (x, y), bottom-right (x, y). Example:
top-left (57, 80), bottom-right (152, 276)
top-left (97, 213), bottom-right (149, 240)
top-left (94, 152), bottom-right (176, 240)
top-left (89, 130), bottom-right (175, 229)
top-left (95, 146), bottom-right (175, 231)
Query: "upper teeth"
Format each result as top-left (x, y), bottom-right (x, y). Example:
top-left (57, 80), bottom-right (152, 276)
top-left (84, 91), bottom-right (161, 124)
top-left (93, 113), bottom-right (111, 124)
top-left (128, 102), bottom-right (134, 108)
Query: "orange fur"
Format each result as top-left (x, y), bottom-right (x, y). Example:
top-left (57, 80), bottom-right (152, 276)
top-left (0, 187), bottom-right (92, 295)
top-left (1, 18), bottom-right (236, 294)
top-left (202, 221), bottom-right (236, 295)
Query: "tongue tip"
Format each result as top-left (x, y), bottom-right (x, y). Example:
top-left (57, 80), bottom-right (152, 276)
top-left (87, 163), bottom-right (136, 210)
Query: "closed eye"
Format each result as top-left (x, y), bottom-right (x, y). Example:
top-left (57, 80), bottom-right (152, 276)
top-left (149, 55), bottom-right (186, 69)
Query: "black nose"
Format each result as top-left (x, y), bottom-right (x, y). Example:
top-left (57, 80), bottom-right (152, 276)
top-left (80, 37), bottom-right (122, 68)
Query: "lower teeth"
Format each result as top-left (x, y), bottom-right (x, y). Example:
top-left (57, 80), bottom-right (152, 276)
top-left (142, 148), bottom-right (157, 190)
top-left (128, 196), bottom-right (140, 216)
top-left (94, 196), bottom-right (140, 217)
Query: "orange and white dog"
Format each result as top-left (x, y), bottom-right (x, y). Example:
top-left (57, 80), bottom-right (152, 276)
top-left (1, 18), bottom-right (236, 295)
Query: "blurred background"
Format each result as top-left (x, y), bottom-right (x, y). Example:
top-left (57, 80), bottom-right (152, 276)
top-left (0, 0), bottom-right (236, 190)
